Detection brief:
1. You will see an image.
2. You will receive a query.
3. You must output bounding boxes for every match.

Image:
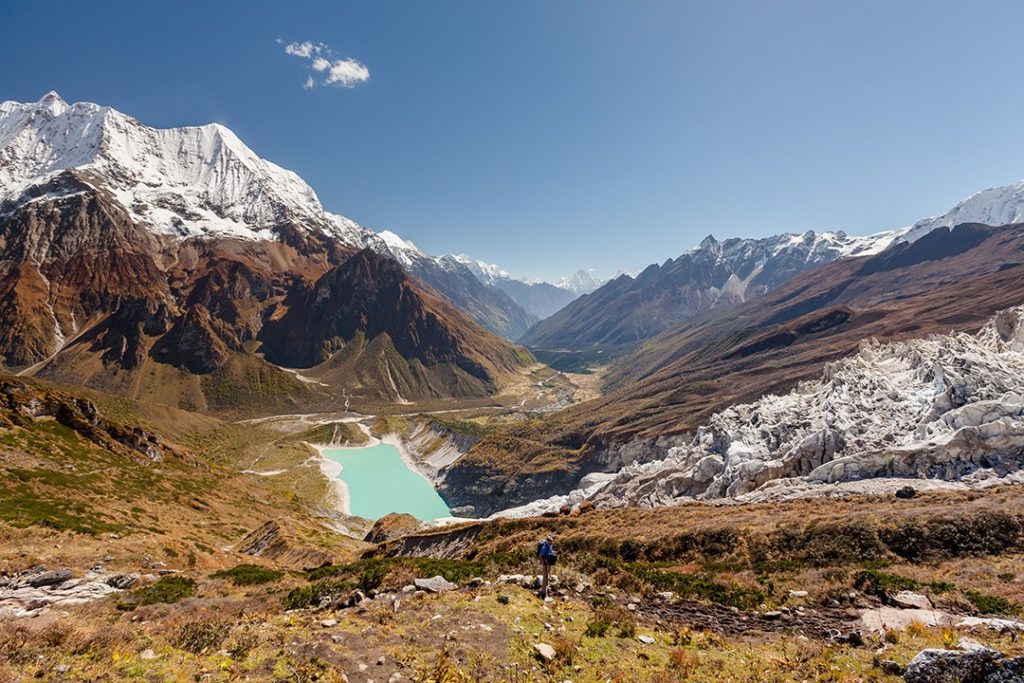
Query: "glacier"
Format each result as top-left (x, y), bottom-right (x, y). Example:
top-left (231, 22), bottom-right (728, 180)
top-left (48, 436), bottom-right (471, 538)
top-left (589, 306), bottom-right (1024, 508)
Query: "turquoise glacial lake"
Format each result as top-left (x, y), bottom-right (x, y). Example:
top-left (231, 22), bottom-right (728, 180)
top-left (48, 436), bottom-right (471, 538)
top-left (322, 443), bottom-right (452, 521)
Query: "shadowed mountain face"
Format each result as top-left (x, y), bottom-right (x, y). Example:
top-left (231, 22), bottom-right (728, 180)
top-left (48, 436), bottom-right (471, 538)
top-left (403, 256), bottom-right (538, 342)
top-left (518, 231), bottom-right (895, 367)
top-left (0, 184), bottom-right (530, 413)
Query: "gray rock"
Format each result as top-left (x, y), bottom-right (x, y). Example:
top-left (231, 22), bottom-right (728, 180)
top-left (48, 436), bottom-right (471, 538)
top-left (106, 573), bottom-right (140, 590)
top-left (891, 590), bottom-right (932, 611)
top-left (904, 646), bottom-right (1024, 683)
top-left (637, 635), bottom-right (656, 645)
top-left (321, 619), bottom-right (337, 628)
top-left (414, 576), bottom-right (457, 593)
top-left (26, 569), bottom-right (72, 587)
top-left (534, 642), bottom-right (556, 662)
top-left (139, 649), bottom-right (157, 660)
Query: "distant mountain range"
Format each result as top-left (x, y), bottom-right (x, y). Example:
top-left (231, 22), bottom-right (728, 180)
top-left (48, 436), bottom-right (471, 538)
top-left (518, 229), bottom-right (899, 368)
top-left (518, 175), bottom-right (1024, 369)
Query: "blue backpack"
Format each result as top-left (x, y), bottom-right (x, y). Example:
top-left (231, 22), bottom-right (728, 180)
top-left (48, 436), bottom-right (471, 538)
top-left (537, 540), bottom-right (556, 564)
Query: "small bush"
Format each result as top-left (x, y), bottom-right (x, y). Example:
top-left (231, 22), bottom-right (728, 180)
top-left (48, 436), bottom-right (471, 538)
top-left (627, 565), bottom-right (764, 610)
top-left (119, 576), bottom-right (195, 609)
top-left (965, 590), bottom-right (1019, 616)
top-left (853, 570), bottom-right (920, 597)
top-left (306, 557), bottom-right (485, 588)
top-left (283, 579), bottom-right (353, 610)
top-left (584, 617), bottom-right (610, 638)
top-left (551, 635), bottom-right (578, 666)
top-left (357, 564), bottom-right (387, 593)
top-left (226, 628), bottom-right (260, 660)
top-left (668, 647), bottom-right (697, 673)
top-left (211, 564), bottom-right (284, 586)
top-left (173, 621), bottom-right (229, 654)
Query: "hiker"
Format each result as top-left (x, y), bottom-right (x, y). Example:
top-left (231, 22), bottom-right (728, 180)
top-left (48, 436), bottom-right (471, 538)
top-left (537, 535), bottom-right (557, 598)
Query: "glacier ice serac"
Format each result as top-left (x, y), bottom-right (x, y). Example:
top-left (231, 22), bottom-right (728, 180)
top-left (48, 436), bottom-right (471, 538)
top-left (582, 306), bottom-right (1024, 509)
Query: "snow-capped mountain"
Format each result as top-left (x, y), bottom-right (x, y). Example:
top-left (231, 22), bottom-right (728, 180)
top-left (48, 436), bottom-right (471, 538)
top-left (592, 305), bottom-right (1024, 508)
top-left (0, 93), bottom-right (533, 407)
top-left (0, 92), bottom-right (346, 241)
top-left (449, 254), bottom-right (582, 320)
top-left (557, 269), bottom-right (604, 295)
top-left (519, 228), bottom-right (900, 359)
top-left (905, 179), bottom-right (1024, 243)
top-left (0, 93), bottom-right (545, 339)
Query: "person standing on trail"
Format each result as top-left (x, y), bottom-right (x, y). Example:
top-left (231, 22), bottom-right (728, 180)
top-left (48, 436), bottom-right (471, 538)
top-left (537, 535), bottom-right (557, 598)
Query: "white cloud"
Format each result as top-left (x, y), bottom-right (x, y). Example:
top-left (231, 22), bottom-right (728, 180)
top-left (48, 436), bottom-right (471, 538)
top-left (325, 59), bottom-right (370, 87)
top-left (279, 39), bottom-right (370, 89)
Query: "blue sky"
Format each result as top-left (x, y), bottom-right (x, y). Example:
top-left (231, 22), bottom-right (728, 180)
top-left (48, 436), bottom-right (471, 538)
top-left (3, 1), bottom-right (1024, 281)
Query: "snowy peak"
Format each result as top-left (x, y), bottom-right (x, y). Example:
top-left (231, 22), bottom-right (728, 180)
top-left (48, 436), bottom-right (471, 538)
top-left (451, 254), bottom-right (510, 286)
top-left (0, 92), bottom-right (338, 241)
top-left (906, 179), bottom-right (1024, 242)
top-left (557, 269), bottom-right (603, 295)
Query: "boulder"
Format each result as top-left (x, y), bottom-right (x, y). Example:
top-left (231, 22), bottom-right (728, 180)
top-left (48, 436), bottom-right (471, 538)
top-left (895, 486), bottom-right (917, 499)
top-left (904, 646), bottom-right (1024, 683)
top-left (106, 573), bottom-right (140, 590)
top-left (534, 642), bottom-right (556, 662)
top-left (414, 576), bottom-right (457, 593)
top-left (892, 591), bottom-right (932, 610)
top-left (26, 569), bottom-right (72, 588)
top-left (637, 635), bottom-right (656, 645)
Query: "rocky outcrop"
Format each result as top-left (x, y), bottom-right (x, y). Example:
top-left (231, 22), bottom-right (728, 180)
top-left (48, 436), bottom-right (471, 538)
top-left (593, 306), bottom-right (1024, 508)
top-left (0, 566), bottom-right (126, 617)
top-left (904, 644), bottom-right (1024, 683)
top-left (369, 523), bottom-right (483, 560)
top-left (235, 520), bottom-right (333, 569)
top-left (0, 378), bottom-right (188, 464)
top-left (364, 513), bottom-right (424, 544)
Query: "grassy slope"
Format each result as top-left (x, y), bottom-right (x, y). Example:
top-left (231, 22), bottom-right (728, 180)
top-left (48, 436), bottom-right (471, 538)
top-left (0, 375), bottom-right (365, 577)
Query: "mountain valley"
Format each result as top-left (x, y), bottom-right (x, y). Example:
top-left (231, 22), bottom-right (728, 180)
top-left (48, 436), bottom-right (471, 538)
top-left (5, 92), bottom-right (1024, 682)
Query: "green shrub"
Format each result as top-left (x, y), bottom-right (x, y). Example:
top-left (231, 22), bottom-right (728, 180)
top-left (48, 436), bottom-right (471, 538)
top-left (965, 591), bottom-right (1020, 616)
top-left (306, 557), bottom-right (485, 587)
top-left (853, 570), bottom-right (920, 596)
top-left (627, 565), bottom-right (764, 610)
top-left (210, 564), bottom-right (284, 586)
top-left (283, 580), bottom-right (354, 610)
top-left (119, 576), bottom-right (195, 609)
top-left (584, 617), bottom-right (610, 638)
top-left (853, 569), bottom-right (955, 597)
